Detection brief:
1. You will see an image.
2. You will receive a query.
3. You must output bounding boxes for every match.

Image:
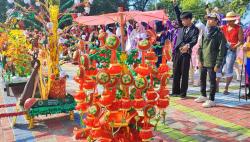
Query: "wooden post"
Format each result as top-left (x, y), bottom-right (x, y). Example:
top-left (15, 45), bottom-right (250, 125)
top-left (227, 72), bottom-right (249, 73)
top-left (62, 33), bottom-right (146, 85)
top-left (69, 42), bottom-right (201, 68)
top-left (118, 7), bottom-right (125, 51)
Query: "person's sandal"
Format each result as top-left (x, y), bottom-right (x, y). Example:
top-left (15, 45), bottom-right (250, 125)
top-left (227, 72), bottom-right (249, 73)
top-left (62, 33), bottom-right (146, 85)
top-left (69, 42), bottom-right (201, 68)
top-left (223, 90), bottom-right (230, 95)
top-left (240, 94), bottom-right (250, 99)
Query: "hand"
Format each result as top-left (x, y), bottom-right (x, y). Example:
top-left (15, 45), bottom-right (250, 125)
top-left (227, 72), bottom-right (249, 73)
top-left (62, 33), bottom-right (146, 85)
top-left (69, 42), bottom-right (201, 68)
top-left (230, 46), bottom-right (237, 51)
top-left (214, 66), bottom-right (219, 72)
top-left (180, 45), bottom-right (189, 53)
top-left (243, 43), bottom-right (250, 52)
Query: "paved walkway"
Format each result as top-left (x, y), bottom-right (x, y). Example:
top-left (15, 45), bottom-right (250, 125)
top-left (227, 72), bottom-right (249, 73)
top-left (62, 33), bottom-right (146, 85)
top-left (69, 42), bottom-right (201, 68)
top-left (0, 63), bottom-right (250, 142)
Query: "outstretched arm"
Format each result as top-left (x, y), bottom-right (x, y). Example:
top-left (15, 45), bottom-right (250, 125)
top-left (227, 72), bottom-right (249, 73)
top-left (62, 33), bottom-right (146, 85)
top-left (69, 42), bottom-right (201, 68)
top-left (173, 0), bottom-right (183, 27)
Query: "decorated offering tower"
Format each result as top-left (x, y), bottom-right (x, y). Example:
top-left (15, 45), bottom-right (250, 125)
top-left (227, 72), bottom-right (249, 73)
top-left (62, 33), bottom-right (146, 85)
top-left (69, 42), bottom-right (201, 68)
top-left (73, 7), bottom-right (171, 141)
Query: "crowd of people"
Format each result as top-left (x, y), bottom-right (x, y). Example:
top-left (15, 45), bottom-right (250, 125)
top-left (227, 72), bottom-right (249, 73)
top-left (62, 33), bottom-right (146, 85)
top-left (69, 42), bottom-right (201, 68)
top-left (1, 0), bottom-right (250, 109)
top-left (171, 0), bottom-right (248, 108)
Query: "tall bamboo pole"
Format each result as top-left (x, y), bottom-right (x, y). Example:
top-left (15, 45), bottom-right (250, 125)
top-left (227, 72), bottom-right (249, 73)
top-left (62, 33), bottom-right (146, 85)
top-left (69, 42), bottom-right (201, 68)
top-left (118, 7), bottom-right (125, 51)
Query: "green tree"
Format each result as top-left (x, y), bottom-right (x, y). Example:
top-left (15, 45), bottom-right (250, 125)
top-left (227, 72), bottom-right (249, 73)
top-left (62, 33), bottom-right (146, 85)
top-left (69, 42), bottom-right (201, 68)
top-left (149, 0), bottom-right (206, 21)
top-left (229, 0), bottom-right (249, 16)
top-left (130, 0), bottom-right (152, 11)
top-left (90, 0), bottom-right (154, 15)
top-left (0, 0), bottom-right (7, 23)
top-left (148, 0), bottom-right (176, 20)
top-left (207, 0), bottom-right (248, 16)
top-left (179, 0), bottom-right (206, 21)
top-left (90, 0), bottom-right (130, 15)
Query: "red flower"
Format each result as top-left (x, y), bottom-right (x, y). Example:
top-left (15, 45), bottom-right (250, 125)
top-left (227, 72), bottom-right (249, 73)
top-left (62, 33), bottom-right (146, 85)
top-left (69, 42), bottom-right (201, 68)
top-left (145, 50), bottom-right (158, 62)
top-left (157, 98), bottom-right (170, 109)
top-left (139, 126), bottom-right (153, 140)
top-left (75, 103), bottom-right (88, 112)
top-left (74, 91), bottom-right (86, 102)
top-left (107, 100), bottom-right (121, 111)
top-left (121, 97), bottom-right (132, 110)
top-left (83, 79), bottom-right (96, 90)
top-left (99, 90), bottom-right (115, 106)
top-left (146, 88), bottom-right (158, 100)
top-left (134, 98), bottom-right (146, 110)
top-left (157, 87), bottom-right (169, 98)
top-left (85, 69), bottom-right (98, 77)
top-left (108, 64), bottom-right (122, 75)
top-left (135, 65), bottom-right (150, 76)
top-left (158, 64), bottom-right (170, 74)
top-left (137, 39), bottom-right (151, 51)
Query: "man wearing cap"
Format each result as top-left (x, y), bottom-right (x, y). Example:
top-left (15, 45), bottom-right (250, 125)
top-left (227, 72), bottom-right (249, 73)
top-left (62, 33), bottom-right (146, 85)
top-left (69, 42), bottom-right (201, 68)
top-left (172, 0), bottom-right (199, 99)
top-left (216, 12), bottom-right (244, 95)
top-left (195, 13), bottom-right (227, 108)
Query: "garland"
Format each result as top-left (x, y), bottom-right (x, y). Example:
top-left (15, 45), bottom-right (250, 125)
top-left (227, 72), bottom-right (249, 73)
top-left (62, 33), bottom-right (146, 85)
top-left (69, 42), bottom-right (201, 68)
top-left (28, 94), bottom-right (76, 117)
top-left (28, 101), bottom-right (76, 117)
top-left (89, 44), bottom-right (141, 68)
top-left (152, 44), bottom-right (162, 49)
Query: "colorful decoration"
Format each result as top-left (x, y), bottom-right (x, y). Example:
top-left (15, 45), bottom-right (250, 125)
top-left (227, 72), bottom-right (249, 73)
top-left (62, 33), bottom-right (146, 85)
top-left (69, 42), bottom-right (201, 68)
top-left (73, 32), bottom-right (171, 141)
top-left (7, 0), bottom-right (94, 100)
top-left (106, 35), bottom-right (120, 50)
top-left (3, 30), bottom-right (32, 77)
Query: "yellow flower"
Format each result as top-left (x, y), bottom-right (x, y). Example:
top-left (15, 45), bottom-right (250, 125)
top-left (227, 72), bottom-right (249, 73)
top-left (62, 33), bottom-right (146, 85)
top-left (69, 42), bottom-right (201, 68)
top-left (120, 52), bottom-right (127, 62)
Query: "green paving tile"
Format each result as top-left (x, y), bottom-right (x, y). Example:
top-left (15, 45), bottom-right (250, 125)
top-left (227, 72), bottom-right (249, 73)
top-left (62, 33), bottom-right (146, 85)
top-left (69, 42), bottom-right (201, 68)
top-left (161, 127), bottom-right (175, 133)
top-left (229, 85), bottom-right (240, 91)
top-left (152, 120), bottom-right (199, 142)
top-left (167, 131), bottom-right (186, 140)
top-left (179, 136), bottom-right (198, 142)
top-left (157, 125), bottom-right (168, 131)
top-left (171, 101), bottom-right (250, 137)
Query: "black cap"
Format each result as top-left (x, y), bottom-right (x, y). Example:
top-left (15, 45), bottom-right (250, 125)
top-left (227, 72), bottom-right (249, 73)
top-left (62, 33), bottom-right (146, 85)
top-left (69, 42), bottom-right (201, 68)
top-left (180, 11), bottom-right (193, 19)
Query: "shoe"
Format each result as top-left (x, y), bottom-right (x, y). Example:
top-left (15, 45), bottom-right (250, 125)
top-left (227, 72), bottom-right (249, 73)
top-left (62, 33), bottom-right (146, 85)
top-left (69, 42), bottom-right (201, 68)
top-left (194, 96), bottom-right (208, 103)
top-left (240, 94), bottom-right (250, 99)
top-left (180, 95), bottom-right (187, 100)
top-left (170, 94), bottom-right (179, 97)
top-left (223, 90), bottom-right (230, 95)
top-left (202, 100), bottom-right (216, 108)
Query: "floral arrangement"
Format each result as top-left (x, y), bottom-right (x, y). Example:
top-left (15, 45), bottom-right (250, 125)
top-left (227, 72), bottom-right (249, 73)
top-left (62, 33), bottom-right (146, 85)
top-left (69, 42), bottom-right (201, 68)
top-left (3, 30), bottom-right (32, 77)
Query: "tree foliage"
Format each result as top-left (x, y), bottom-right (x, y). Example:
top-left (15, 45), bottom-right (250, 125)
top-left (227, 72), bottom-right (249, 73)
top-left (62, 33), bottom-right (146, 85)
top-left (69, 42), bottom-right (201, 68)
top-left (89, 0), bottom-right (153, 15)
top-left (0, 0), bottom-right (7, 23)
top-left (148, 0), bottom-right (176, 20)
top-left (90, 0), bottom-right (129, 15)
top-left (229, 0), bottom-right (249, 16)
top-left (1, 0), bottom-right (249, 25)
top-left (179, 0), bottom-right (206, 20)
top-left (208, 0), bottom-right (249, 16)
top-left (130, 0), bottom-right (152, 11)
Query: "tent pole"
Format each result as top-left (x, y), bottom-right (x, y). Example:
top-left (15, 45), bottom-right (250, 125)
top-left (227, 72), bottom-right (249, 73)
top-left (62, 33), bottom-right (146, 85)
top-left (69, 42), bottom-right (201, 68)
top-left (118, 7), bottom-right (125, 51)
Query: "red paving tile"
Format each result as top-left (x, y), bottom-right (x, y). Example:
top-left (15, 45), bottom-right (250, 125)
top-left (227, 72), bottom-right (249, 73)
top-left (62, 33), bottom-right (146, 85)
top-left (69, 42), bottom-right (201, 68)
top-left (0, 95), bottom-right (15, 142)
top-left (34, 133), bottom-right (55, 141)
top-left (163, 109), bottom-right (246, 142)
top-left (1, 78), bottom-right (250, 142)
top-left (55, 135), bottom-right (75, 141)
top-left (243, 137), bottom-right (250, 142)
top-left (176, 99), bottom-right (250, 128)
top-left (154, 132), bottom-right (175, 142)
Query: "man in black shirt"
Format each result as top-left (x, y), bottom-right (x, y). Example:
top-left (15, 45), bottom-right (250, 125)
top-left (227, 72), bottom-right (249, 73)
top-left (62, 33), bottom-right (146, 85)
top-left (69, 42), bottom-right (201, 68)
top-left (172, 0), bottom-right (199, 99)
